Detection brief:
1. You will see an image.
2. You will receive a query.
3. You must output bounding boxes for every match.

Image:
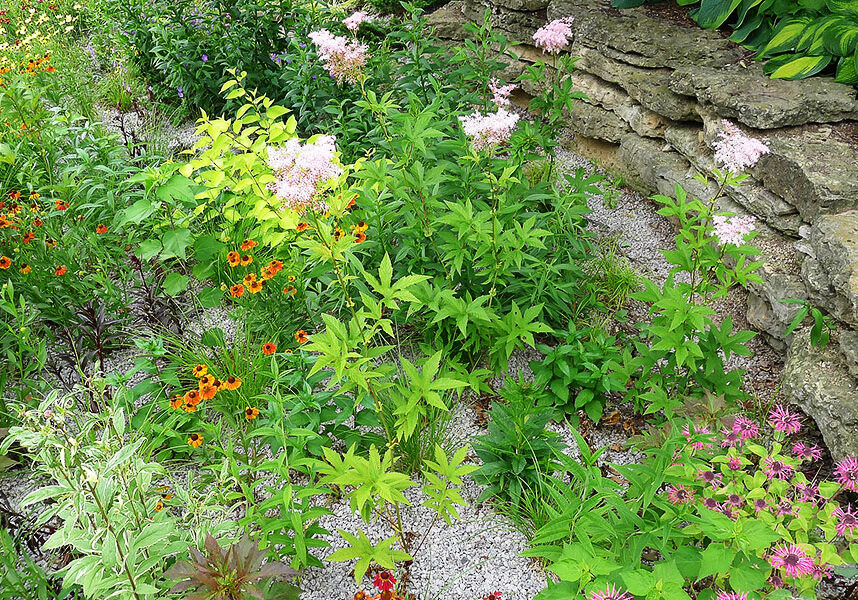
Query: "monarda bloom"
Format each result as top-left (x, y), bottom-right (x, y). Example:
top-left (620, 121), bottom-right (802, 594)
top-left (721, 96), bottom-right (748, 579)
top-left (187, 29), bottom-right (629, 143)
top-left (732, 416), bottom-right (759, 439)
top-left (768, 544), bottom-right (814, 578)
top-left (267, 136), bottom-right (342, 215)
top-left (589, 584), bottom-right (631, 600)
top-left (532, 18), bottom-right (574, 54)
top-left (666, 484), bottom-right (694, 505)
top-left (715, 592), bottom-right (747, 600)
top-left (834, 456), bottom-right (858, 491)
top-left (763, 458), bottom-right (794, 481)
top-left (308, 29), bottom-right (368, 84)
top-left (712, 120), bottom-right (769, 172)
top-left (768, 404), bottom-right (802, 435)
top-left (459, 108), bottom-right (520, 151)
top-left (833, 504), bottom-right (858, 537)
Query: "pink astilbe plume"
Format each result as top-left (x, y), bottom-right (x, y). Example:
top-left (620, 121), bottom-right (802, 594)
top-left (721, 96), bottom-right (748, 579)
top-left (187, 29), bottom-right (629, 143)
top-left (833, 504), bottom-right (858, 537)
top-left (459, 108), bottom-right (519, 151)
top-left (267, 136), bottom-right (342, 214)
top-left (712, 120), bottom-right (769, 172)
top-left (768, 544), bottom-right (814, 578)
top-left (834, 456), bottom-right (858, 491)
top-left (589, 584), bottom-right (632, 600)
top-left (532, 17), bottom-right (574, 54)
top-left (768, 404), bottom-right (802, 434)
top-left (308, 29), bottom-right (368, 84)
top-left (712, 215), bottom-right (756, 247)
top-left (343, 10), bottom-right (370, 32)
top-left (488, 78), bottom-right (516, 107)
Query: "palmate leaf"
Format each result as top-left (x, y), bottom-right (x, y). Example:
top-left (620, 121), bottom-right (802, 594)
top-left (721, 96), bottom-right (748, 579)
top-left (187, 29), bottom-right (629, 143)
top-left (327, 531), bottom-right (412, 586)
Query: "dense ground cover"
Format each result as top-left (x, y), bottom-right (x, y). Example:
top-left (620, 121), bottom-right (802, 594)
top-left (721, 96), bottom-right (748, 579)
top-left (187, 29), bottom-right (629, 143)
top-left (0, 2), bottom-right (857, 600)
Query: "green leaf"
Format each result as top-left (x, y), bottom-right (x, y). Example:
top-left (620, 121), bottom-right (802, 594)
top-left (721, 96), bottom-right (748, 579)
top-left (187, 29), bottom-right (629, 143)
top-left (201, 328), bottom-right (226, 347)
top-left (162, 273), bottom-right (189, 296)
top-left (694, 0), bottom-right (744, 28)
top-left (161, 228), bottom-right (192, 260)
top-left (770, 54), bottom-right (832, 79)
top-left (698, 544), bottom-right (736, 580)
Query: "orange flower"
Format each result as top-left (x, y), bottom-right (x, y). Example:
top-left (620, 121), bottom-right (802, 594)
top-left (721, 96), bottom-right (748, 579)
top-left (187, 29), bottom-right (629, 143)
top-left (198, 375), bottom-right (213, 388)
top-left (240, 239), bottom-right (257, 251)
top-left (284, 349), bottom-right (293, 354)
top-left (45, 238), bottom-right (57, 249)
top-left (95, 223), bottom-right (108, 234)
top-left (29, 192), bottom-right (40, 201)
top-left (199, 382), bottom-right (218, 400)
top-left (333, 227), bottom-right (344, 241)
top-left (0, 256), bottom-right (10, 269)
top-left (242, 273), bottom-right (257, 286)
top-left (19, 264), bottom-right (30, 274)
top-left (262, 342), bottom-right (277, 355)
top-left (346, 195), bottom-right (357, 209)
top-left (240, 254), bottom-right (253, 266)
top-left (295, 330), bottom-right (309, 344)
top-left (22, 231), bottom-right (34, 244)
top-left (288, 274), bottom-right (296, 282)
top-left (223, 376), bottom-right (242, 390)
top-left (188, 433), bottom-right (204, 448)
top-left (248, 279), bottom-right (263, 294)
top-left (354, 231), bottom-right (367, 243)
top-left (55, 200), bottom-right (68, 210)
top-left (170, 395), bottom-right (183, 410)
top-left (192, 364), bottom-right (208, 378)
top-left (244, 407), bottom-right (259, 420)
top-left (32, 218), bottom-right (43, 227)
top-left (54, 265), bottom-right (66, 276)
top-left (268, 259), bottom-right (283, 273)
top-left (283, 285), bottom-right (296, 296)
top-left (155, 501), bottom-right (164, 512)
top-left (353, 221), bottom-right (368, 233)
top-left (227, 251), bottom-right (240, 267)
top-left (230, 284), bottom-right (245, 298)
top-left (184, 389), bottom-right (201, 406)
top-left (7, 190), bottom-right (20, 201)
top-left (296, 222), bottom-right (309, 232)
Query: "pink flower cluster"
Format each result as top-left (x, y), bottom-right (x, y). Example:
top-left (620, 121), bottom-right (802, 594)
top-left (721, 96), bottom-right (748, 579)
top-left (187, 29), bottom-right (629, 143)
top-left (343, 10), bottom-right (370, 32)
top-left (589, 584), bottom-right (631, 600)
top-left (712, 120), bottom-right (769, 172)
top-left (768, 544), bottom-right (815, 578)
top-left (532, 17), bottom-right (574, 54)
top-left (308, 29), bottom-right (368, 84)
top-left (715, 592), bottom-right (747, 600)
top-left (488, 78), bottom-right (516, 107)
top-left (712, 214), bottom-right (756, 247)
top-left (267, 136), bottom-right (342, 214)
top-left (459, 108), bottom-right (520, 151)
top-left (835, 455), bottom-right (858, 491)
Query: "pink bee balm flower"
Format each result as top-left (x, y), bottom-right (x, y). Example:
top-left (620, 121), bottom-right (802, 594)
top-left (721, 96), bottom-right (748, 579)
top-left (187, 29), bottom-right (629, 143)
top-left (682, 424), bottom-right (713, 450)
top-left (791, 442), bottom-right (822, 462)
top-left (697, 469), bottom-right (723, 490)
top-left (488, 78), bottom-right (516, 107)
top-left (720, 428), bottom-right (741, 448)
top-left (753, 498), bottom-right (770, 512)
top-left (834, 456), bottom-right (858, 491)
top-left (727, 456), bottom-right (743, 471)
top-left (768, 404), bottom-right (802, 434)
top-left (732, 416), bottom-right (759, 440)
top-left (666, 484), bottom-right (694, 505)
top-left (811, 562), bottom-right (830, 581)
top-left (763, 458), bottom-right (794, 481)
top-left (712, 120), bottom-right (769, 172)
top-left (459, 108), bottom-right (519, 151)
top-left (794, 482), bottom-right (818, 504)
top-left (712, 214), bottom-right (756, 247)
top-left (267, 136), bottom-right (342, 214)
top-left (833, 504), bottom-right (858, 537)
top-left (308, 29), bottom-right (368, 84)
top-left (343, 10), bottom-right (370, 31)
top-left (589, 584), bottom-right (632, 600)
top-left (768, 544), bottom-right (814, 578)
top-left (532, 18), bottom-right (574, 54)
top-left (716, 591), bottom-right (747, 600)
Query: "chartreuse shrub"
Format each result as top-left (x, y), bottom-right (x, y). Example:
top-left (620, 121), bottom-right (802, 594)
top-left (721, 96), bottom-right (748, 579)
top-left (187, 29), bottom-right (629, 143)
top-left (611, 0), bottom-right (858, 83)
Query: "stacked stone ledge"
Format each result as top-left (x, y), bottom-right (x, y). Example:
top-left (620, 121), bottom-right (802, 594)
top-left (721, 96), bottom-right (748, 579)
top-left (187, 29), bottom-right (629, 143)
top-left (429, 0), bottom-right (858, 459)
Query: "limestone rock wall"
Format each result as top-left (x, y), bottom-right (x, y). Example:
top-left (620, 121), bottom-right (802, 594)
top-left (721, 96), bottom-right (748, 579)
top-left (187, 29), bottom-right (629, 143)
top-left (430, 0), bottom-right (858, 459)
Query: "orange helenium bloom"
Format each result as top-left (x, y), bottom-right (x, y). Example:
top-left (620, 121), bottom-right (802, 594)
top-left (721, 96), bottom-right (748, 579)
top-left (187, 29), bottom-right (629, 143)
top-left (283, 285), bottom-right (297, 296)
top-left (295, 330), bottom-right (309, 344)
top-left (244, 407), bottom-right (259, 420)
top-left (242, 273), bottom-right (257, 286)
top-left (199, 383), bottom-right (218, 400)
top-left (248, 280), bottom-right (263, 294)
top-left (19, 264), bottom-right (31, 274)
top-left (95, 224), bottom-right (108, 234)
top-left (188, 433), bottom-right (204, 448)
top-left (227, 251), bottom-right (240, 267)
top-left (262, 342), bottom-right (277, 355)
top-left (230, 284), bottom-right (244, 298)
top-left (0, 256), bottom-right (10, 269)
top-left (22, 231), bottom-right (34, 244)
top-left (296, 222), bottom-right (309, 232)
top-left (54, 265), bottom-right (66, 276)
top-left (55, 200), bottom-right (68, 210)
top-left (240, 254), bottom-right (253, 266)
top-left (223, 376), bottom-right (242, 390)
top-left (354, 231), bottom-right (367, 243)
top-left (192, 364), bottom-right (208, 378)
top-left (240, 239), bottom-right (257, 251)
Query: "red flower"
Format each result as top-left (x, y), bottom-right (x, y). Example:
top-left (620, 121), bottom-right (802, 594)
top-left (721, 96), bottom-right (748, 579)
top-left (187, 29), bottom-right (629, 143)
top-left (54, 265), bottom-right (66, 276)
top-left (229, 284), bottom-right (244, 298)
top-left (55, 200), bottom-right (68, 210)
top-left (262, 342), bottom-right (277, 355)
top-left (22, 231), bottom-right (34, 244)
top-left (295, 330), bottom-right (308, 344)
top-left (240, 239), bottom-right (258, 251)
top-left (372, 571), bottom-right (396, 592)
top-left (95, 223), bottom-right (108, 234)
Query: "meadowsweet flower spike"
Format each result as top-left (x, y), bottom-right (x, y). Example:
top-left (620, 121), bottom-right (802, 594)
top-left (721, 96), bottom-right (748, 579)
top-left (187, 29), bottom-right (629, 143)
top-left (488, 78), bottom-right (515, 107)
top-left (459, 108), bottom-right (519, 151)
top-left (712, 215), bottom-right (756, 247)
top-left (532, 17), bottom-right (574, 54)
top-left (267, 136), bottom-right (343, 214)
top-left (712, 120), bottom-right (769, 172)
top-left (308, 29), bottom-right (368, 84)
top-left (343, 10), bottom-right (370, 32)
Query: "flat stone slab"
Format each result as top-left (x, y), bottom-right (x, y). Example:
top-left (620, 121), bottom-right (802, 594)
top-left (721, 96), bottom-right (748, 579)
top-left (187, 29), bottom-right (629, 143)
top-left (670, 65), bottom-right (858, 129)
top-left (802, 210), bottom-right (858, 328)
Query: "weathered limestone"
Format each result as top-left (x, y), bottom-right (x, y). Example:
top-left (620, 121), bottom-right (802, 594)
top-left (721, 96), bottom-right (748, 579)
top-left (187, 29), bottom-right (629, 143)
top-left (429, 0), bottom-right (858, 458)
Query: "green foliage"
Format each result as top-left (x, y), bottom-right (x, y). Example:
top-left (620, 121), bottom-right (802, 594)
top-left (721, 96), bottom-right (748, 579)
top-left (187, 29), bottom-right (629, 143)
top-left (782, 298), bottom-right (836, 348)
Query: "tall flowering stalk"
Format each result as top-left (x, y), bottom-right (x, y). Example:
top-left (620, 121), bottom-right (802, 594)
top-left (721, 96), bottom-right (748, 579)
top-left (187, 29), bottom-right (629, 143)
top-left (308, 29), bottom-right (369, 85)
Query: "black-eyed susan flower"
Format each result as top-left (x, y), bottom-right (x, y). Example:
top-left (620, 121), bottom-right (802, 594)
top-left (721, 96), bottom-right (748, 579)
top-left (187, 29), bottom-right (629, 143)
top-left (283, 285), bottom-right (297, 296)
top-left (295, 330), bottom-right (309, 344)
top-left (188, 433), bottom-right (204, 448)
top-left (223, 376), bottom-right (242, 390)
top-left (227, 251), bottom-right (240, 267)
top-left (155, 501), bottom-right (164, 512)
top-left (296, 222), bottom-right (309, 232)
top-left (19, 263), bottom-right (30, 274)
top-left (192, 364), bottom-right (208, 378)
top-left (248, 279), bottom-right (263, 294)
top-left (240, 254), bottom-right (253, 266)
top-left (354, 221), bottom-right (368, 233)
top-left (244, 407), bottom-right (259, 420)
top-left (0, 256), bottom-right (10, 269)
top-left (230, 284), bottom-right (244, 298)
top-left (95, 223), bottom-right (108, 234)
top-left (262, 342), bottom-right (277, 355)
top-left (240, 239), bottom-right (257, 251)
top-left (54, 265), bottom-right (66, 276)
